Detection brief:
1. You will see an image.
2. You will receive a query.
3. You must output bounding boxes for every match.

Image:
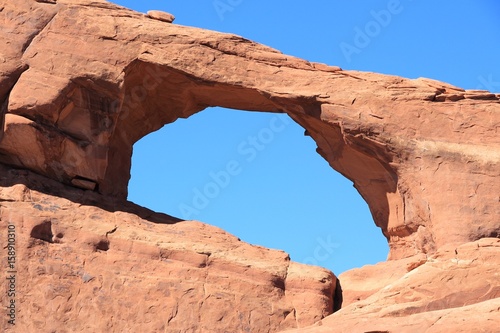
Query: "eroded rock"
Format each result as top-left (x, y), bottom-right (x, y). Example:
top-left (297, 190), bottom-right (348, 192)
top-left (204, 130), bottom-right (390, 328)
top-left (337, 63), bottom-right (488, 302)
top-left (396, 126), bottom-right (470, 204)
top-left (147, 10), bottom-right (175, 23)
top-left (286, 238), bottom-right (500, 333)
top-left (1, 0), bottom-right (498, 260)
top-left (0, 0), bottom-right (499, 332)
top-left (0, 166), bottom-right (336, 332)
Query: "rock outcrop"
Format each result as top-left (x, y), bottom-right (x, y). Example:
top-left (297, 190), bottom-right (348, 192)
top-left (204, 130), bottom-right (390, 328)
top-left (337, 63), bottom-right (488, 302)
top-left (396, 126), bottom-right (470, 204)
top-left (0, 166), bottom-right (336, 332)
top-left (0, 0), bottom-right (499, 332)
top-left (287, 238), bottom-right (500, 333)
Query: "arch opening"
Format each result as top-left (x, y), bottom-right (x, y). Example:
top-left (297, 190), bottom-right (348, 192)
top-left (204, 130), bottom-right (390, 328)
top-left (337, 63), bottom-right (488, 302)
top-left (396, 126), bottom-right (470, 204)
top-left (128, 107), bottom-right (389, 274)
top-left (95, 59), bottom-right (409, 260)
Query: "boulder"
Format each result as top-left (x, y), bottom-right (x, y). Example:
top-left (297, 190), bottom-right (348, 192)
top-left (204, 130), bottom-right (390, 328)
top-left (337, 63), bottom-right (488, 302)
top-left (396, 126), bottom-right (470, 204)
top-left (147, 10), bottom-right (175, 23)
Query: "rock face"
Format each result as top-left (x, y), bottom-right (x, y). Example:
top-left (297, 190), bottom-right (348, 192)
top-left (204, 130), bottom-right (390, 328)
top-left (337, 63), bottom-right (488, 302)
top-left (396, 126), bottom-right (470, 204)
top-left (287, 238), bottom-right (500, 333)
top-left (0, 166), bottom-right (336, 332)
top-left (0, 0), bottom-right (499, 332)
top-left (1, 0), bottom-right (499, 260)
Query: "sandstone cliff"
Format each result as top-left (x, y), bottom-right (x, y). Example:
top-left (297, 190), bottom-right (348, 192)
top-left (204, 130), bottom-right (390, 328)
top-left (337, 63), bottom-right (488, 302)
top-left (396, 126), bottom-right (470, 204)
top-left (0, 0), bottom-right (499, 332)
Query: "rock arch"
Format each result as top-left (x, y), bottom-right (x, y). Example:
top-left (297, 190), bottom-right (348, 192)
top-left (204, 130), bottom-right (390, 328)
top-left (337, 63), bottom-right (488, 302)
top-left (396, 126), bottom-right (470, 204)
top-left (1, 0), bottom-right (499, 260)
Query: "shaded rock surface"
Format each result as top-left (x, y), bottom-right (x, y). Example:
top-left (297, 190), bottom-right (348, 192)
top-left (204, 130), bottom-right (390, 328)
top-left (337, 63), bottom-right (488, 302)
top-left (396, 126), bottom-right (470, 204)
top-left (0, 0), bottom-right (499, 332)
top-left (0, 166), bottom-right (336, 332)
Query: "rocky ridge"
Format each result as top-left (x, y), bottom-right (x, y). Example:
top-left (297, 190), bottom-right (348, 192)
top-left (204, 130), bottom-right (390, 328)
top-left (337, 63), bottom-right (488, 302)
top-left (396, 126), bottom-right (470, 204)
top-left (0, 165), bottom-right (336, 332)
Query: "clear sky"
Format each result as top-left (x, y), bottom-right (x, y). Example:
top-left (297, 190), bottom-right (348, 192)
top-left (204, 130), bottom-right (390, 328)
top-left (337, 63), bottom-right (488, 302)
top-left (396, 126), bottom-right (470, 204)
top-left (113, 0), bottom-right (500, 275)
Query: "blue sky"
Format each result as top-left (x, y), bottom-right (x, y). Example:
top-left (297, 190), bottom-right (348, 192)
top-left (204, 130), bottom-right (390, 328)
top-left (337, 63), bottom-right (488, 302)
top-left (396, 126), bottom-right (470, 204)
top-left (114, 0), bottom-right (500, 274)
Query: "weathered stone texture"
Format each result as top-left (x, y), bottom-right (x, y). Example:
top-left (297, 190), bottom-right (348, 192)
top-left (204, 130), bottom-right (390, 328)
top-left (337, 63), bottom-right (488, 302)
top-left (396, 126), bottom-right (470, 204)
top-left (1, 0), bottom-right (498, 260)
top-left (0, 0), bottom-right (499, 332)
top-left (0, 167), bottom-right (335, 332)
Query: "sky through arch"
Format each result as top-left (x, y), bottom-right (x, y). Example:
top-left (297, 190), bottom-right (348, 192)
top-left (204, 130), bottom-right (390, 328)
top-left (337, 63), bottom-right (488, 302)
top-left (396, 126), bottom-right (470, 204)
top-left (114, 0), bottom-right (500, 274)
top-left (129, 108), bottom-right (389, 274)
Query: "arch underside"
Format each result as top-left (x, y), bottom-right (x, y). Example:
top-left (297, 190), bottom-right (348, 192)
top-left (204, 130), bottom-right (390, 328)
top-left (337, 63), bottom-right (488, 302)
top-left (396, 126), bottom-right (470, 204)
top-left (105, 61), bottom-right (399, 241)
top-left (1, 0), bottom-right (498, 260)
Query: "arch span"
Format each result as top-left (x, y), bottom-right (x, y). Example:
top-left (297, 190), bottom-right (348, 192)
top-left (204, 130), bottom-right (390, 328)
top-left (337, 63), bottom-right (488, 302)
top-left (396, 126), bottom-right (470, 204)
top-left (100, 61), bottom-right (402, 252)
top-left (1, 0), bottom-right (498, 260)
top-left (128, 107), bottom-right (390, 274)
top-left (106, 59), bottom-right (400, 245)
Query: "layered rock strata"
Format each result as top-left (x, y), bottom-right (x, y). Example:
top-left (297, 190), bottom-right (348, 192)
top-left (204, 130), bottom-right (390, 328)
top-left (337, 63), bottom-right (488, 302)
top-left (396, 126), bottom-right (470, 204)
top-left (287, 238), bottom-right (500, 333)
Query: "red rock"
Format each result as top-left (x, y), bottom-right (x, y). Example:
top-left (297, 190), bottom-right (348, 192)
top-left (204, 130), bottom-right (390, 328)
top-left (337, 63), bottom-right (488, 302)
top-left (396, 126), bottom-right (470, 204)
top-left (1, 0), bottom-right (498, 260)
top-left (0, 0), bottom-right (499, 332)
top-left (147, 10), bottom-right (175, 23)
top-left (286, 238), bottom-right (500, 333)
top-left (0, 166), bottom-right (336, 332)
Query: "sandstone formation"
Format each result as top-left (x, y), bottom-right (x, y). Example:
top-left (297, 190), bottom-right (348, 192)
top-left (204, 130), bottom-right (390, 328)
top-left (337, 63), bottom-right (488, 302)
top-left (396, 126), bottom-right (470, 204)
top-left (286, 238), bottom-right (500, 333)
top-left (146, 10), bottom-right (175, 24)
top-left (1, 0), bottom-right (499, 260)
top-left (0, 166), bottom-right (336, 332)
top-left (0, 0), bottom-right (499, 332)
